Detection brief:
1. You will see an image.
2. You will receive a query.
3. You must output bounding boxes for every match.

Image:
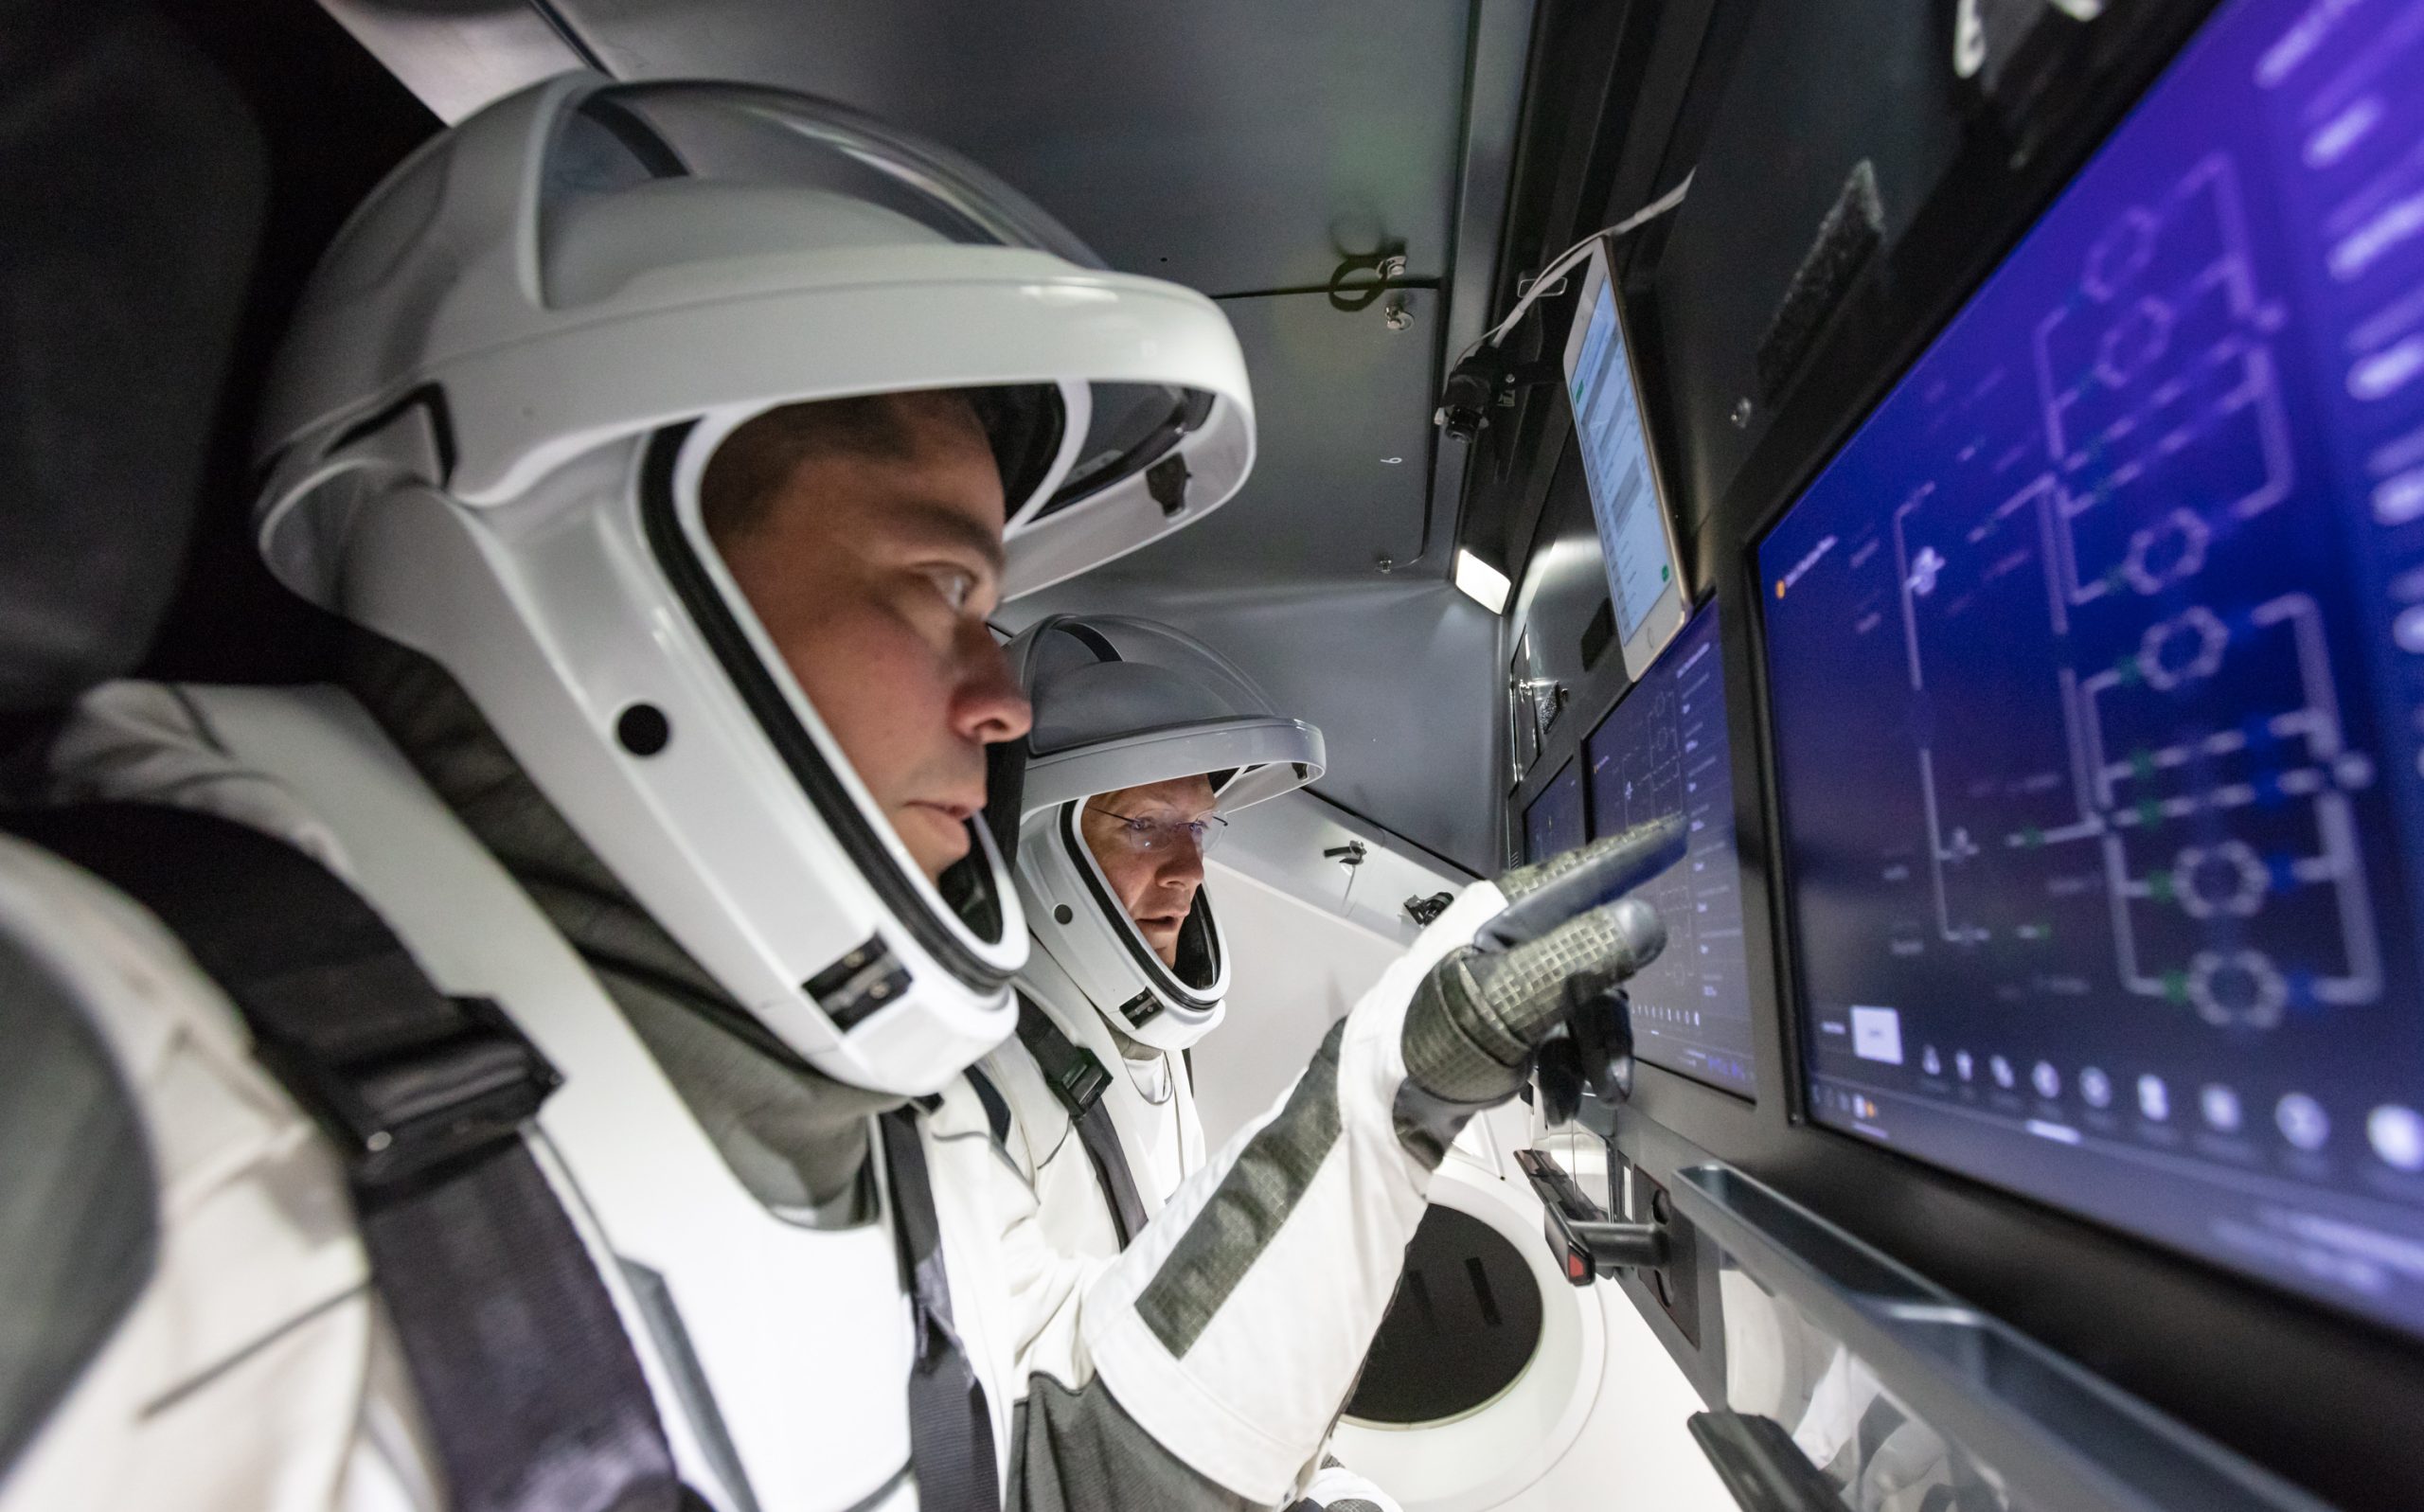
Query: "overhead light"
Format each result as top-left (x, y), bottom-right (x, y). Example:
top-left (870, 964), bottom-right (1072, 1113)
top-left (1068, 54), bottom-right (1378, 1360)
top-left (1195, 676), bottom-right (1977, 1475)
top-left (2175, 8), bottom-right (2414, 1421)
top-left (1454, 548), bottom-right (1511, 614)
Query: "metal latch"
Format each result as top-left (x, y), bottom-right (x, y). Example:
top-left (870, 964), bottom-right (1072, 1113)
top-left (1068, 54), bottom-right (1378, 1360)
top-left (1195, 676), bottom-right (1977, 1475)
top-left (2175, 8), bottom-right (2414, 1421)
top-left (1514, 1147), bottom-right (1669, 1286)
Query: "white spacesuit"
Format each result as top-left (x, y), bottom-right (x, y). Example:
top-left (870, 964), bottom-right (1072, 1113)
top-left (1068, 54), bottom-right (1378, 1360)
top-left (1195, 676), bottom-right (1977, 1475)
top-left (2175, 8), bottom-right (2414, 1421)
top-left (975, 615), bottom-right (1396, 1510)
top-left (2, 73), bottom-right (1681, 1512)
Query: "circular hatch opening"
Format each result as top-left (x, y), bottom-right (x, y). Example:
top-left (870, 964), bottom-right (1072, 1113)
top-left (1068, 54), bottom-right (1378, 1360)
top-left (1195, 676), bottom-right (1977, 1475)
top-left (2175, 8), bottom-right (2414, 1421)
top-left (1345, 1205), bottom-right (1544, 1425)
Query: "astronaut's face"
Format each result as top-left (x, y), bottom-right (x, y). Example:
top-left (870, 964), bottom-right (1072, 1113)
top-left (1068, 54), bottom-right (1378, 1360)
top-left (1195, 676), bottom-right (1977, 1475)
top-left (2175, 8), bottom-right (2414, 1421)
top-left (1078, 774), bottom-right (1219, 966)
top-left (710, 392), bottom-right (1033, 881)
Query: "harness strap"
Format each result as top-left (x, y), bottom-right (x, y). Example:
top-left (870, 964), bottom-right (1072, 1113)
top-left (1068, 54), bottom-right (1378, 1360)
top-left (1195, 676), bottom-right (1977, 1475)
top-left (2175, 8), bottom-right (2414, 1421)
top-left (1015, 994), bottom-right (1150, 1248)
top-left (12, 803), bottom-right (684, 1512)
top-left (879, 1106), bottom-right (1002, 1511)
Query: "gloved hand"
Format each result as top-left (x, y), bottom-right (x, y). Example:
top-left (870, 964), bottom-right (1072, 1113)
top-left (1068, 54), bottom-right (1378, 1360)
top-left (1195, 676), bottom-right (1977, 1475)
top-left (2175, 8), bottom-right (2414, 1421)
top-left (1399, 814), bottom-right (1684, 1122)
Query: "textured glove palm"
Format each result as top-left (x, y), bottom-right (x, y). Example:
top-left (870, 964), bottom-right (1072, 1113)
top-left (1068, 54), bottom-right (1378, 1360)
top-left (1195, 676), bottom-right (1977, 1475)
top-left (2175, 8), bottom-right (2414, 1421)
top-left (1399, 818), bottom-right (1678, 1112)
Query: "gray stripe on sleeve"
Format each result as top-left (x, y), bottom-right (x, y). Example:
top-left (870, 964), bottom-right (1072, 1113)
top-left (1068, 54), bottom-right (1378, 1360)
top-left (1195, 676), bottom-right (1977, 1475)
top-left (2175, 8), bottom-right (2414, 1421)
top-left (1134, 1020), bottom-right (1346, 1358)
top-left (1010, 1374), bottom-right (1256, 1511)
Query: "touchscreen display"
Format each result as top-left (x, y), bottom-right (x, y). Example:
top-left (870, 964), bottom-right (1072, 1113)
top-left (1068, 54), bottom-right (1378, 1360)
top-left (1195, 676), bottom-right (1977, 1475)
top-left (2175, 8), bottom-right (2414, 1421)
top-left (1569, 278), bottom-right (1679, 641)
top-left (1585, 603), bottom-right (1756, 1094)
top-left (1523, 756), bottom-right (1586, 863)
top-left (1758, 0), bottom-right (2424, 1338)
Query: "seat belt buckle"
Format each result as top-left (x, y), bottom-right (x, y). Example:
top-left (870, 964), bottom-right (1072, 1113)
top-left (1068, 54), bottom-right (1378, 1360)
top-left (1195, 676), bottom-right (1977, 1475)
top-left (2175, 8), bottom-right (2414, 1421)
top-left (1051, 1046), bottom-right (1114, 1115)
top-left (258, 993), bottom-right (563, 1190)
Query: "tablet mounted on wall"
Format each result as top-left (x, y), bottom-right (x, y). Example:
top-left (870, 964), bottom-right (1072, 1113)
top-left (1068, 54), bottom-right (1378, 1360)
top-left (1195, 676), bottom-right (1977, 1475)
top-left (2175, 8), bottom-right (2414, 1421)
top-left (1561, 237), bottom-right (1688, 681)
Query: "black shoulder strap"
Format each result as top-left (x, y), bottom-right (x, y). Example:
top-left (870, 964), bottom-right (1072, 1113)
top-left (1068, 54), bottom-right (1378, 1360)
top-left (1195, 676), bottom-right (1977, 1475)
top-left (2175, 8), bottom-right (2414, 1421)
top-left (1014, 994), bottom-right (1150, 1248)
top-left (963, 1065), bottom-right (1014, 1147)
top-left (879, 1105), bottom-right (1002, 1512)
top-left (9, 803), bottom-right (685, 1512)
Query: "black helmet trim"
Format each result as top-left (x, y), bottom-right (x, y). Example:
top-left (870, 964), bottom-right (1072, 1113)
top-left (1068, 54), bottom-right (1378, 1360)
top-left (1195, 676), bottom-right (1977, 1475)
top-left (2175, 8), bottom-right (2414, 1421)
top-left (965, 383), bottom-right (1067, 517)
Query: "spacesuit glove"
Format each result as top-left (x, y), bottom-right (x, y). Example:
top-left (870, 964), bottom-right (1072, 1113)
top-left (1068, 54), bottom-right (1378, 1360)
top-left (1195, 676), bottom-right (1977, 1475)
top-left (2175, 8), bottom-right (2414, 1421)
top-left (1394, 816), bottom-right (1679, 1157)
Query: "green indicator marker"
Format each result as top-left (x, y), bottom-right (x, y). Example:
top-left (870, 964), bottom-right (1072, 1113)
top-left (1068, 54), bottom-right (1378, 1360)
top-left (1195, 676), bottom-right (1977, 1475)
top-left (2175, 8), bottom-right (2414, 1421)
top-left (2131, 748), bottom-right (2157, 782)
top-left (2116, 655), bottom-right (2142, 686)
top-left (2148, 870), bottom-right (2175, 904)
top-left (2136, 798), bottom-right (2162, 829)
top-left (2022, 826), bottom-right (2044, 848)
top-left (2162, 969), bottom-right (2187, 1005)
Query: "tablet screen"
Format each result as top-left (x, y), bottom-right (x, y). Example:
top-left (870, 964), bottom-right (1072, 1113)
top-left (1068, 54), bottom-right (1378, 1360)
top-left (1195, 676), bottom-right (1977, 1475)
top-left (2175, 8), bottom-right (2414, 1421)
top-left (1568, 276), bottom-right (1679, 642)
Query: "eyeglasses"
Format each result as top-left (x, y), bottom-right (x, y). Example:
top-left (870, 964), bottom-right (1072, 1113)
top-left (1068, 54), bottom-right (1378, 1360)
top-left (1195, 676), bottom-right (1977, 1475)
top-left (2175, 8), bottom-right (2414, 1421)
top-left (1087, 805), bottom-right (1229, 855)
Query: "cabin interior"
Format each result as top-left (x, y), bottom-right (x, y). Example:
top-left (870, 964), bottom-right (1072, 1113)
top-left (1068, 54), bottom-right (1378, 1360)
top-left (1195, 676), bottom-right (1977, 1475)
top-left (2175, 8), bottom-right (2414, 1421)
top-left (6, 0), bottom-right (2422, 1508)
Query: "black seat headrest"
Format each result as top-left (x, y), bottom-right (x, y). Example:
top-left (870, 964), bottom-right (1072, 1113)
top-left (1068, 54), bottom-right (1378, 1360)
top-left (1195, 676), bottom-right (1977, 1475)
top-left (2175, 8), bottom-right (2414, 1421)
top-left (0, 0), bottom-right (265, 713)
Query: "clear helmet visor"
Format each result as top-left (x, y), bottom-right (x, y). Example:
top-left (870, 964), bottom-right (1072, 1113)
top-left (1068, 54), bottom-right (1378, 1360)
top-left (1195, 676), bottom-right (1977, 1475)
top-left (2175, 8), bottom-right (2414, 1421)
top-left (542, 81), bottom-right (1105, 268)
top-left (1006, 614), bottom-right (1328, 816)
top-left (537, 82), bottom-right (1216, 520)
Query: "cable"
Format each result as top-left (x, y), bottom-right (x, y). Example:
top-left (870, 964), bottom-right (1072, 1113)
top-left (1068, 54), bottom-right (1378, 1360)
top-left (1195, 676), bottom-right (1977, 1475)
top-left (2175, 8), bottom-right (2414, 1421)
top-left (1461, 170), bottom-right (1696, 366)
top-left (1434, 171), bottom-right (1695, 441)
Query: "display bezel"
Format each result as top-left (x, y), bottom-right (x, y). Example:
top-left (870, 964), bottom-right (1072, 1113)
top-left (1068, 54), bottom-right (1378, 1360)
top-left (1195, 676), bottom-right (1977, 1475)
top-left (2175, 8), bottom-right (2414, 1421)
top-left (1561, 237), bottom-right (1690, 681)
top-left (1490, 0), bottom-right (2424, 1500)
top-left (1744, 0), bottom-right (2424, 1359)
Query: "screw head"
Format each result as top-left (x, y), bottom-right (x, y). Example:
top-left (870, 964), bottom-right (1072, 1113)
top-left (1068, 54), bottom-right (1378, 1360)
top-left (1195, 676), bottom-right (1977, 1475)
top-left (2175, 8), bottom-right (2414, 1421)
top-left (1730, 398), bottom-right (1754, 428)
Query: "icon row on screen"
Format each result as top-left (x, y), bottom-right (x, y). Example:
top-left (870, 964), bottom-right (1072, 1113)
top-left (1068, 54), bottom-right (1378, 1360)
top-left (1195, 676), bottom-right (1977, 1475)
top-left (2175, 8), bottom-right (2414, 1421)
top-left (1908, 1041), bottom-right (2424, 1172)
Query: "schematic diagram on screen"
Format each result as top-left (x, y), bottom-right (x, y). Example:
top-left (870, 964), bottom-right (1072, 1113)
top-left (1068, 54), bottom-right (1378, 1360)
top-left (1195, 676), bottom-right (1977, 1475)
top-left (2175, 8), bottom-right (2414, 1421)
top-left (1888, 151), bottom-right (2385, 1031)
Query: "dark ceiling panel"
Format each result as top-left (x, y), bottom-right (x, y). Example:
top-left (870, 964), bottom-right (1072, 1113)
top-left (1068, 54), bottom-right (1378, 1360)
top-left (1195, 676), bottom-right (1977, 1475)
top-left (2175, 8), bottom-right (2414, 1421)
top-left (1082, 286), bottom-right (1443, 590)
top-left (545, 0), bottom-right (1473, 294)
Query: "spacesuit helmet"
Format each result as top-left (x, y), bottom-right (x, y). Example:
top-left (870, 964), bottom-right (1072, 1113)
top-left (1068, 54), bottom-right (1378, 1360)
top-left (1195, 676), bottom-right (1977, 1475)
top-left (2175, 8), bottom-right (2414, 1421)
top-left (250, 77), bottom-right (1256, 1095)
top-left (1000, 614), bottom-right (1324, 1051)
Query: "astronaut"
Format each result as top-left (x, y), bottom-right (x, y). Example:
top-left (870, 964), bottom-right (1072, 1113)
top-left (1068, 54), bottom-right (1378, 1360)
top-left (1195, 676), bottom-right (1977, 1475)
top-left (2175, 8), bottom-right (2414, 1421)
top-left (983, 614), bottom-right (1320, 1254)
top-left (977, 615), bottom-right (1398, 1509)
top-left (5, 75), bottom-right (1679, 1512)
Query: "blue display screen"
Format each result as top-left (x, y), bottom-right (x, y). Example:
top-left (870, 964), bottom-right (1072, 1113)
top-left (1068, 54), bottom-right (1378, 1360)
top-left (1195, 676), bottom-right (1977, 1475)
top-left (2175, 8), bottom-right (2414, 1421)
top-left (1758, 0), bottom-right (2424, 1338)
top-left (1524, 756), bottom-right (1586, 863)
top-left (1585, 603), bottom-right (1756, 1094)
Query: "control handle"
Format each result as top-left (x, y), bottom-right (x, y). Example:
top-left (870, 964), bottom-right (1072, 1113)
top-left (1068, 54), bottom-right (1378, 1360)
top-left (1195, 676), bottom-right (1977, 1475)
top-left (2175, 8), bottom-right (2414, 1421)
top-left (1513, 1147), bottom-right (1668, 1286)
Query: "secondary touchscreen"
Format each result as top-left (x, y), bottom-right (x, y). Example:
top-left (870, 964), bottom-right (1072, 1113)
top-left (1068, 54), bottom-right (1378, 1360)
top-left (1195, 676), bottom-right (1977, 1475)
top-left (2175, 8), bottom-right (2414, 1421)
top-left (1757, 0), bottom-right (2424, 1340)
top-left (1568, 277), bottom-right (1679, 644)
top-left (1584, 602), bottom-right (1756, 1094)
top-left (1523, 756), bottom-right (1586, 863)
